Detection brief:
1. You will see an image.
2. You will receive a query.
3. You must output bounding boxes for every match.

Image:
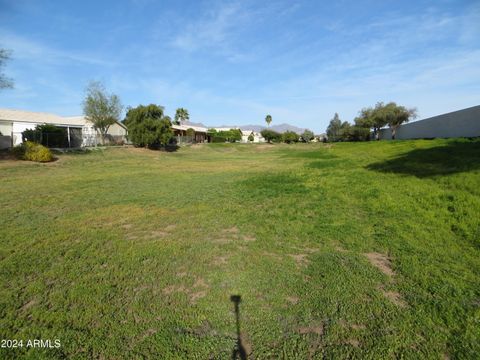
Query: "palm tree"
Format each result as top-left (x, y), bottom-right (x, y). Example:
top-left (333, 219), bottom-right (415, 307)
top-left (174, 108), bottom-right (189, 125)
top-left (265, 114), bottom-right (272, 127)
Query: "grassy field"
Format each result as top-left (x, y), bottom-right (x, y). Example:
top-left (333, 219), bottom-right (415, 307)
top-left (1, 139), bottom-right (479, 359)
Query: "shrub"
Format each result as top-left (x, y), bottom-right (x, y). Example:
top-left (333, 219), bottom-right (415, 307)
top-left (282, 131), bottom-right (300, 143)
top-left (260, 129), bottom-right (281, 143)
top-left (12, 141), bottom-right (54, 162)
top-left (216, 129), bottom-right (242, 142)
top-left (212, 136), bottom-right (227, 143)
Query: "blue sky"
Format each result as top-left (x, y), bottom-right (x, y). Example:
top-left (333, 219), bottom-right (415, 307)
top-left (0, 0), bottom-right (479, 133)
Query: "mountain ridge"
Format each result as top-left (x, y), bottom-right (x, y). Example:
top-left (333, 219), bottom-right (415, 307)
top-left (182, 121), bottom-right (307, 134)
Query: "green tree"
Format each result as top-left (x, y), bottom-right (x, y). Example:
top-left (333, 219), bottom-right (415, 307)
top-left (0, 49), bottom-right (13, 89)
top-left (301, 129), bottom-right (314, 142)
top-left (338, 121), bottom-right (353, 141)
top-left (174, 108), bottom-right (189, 125)
top-left (326, 113), bottom-right (342, 142)
top-left (282, 131), bottom-right (300, 143)
top-left (350, 126), bottom-right (371, 141)
top-left (123, 104), bottom-right (173, 148)
top-left (248, 132), bottom-right (254, 142)
top-left (217, 129), bottom-right (242, 142)
top-left (265, 114), bottom-right (272, 127)
top-left (260, 129), bottom-right (281, 143)
top-left (384, 102), bottom-right (417, 140)
top-left (83, 81), bottom-right (122, 144)
top-left (186, 128), bottom-right (195, 137)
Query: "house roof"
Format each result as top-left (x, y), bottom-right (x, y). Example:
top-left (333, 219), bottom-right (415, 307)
top-left (172, 124), bottom-right (208, 133)
top-left (0, 108), bottom-right (127, 129)
top-left (0, 108), bottom-right (81, 125)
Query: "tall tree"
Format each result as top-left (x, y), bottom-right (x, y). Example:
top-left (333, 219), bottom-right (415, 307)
top-left (0, 49), bottom-right (13, 89)
top-left (265, 114), bottom-right (272, 127)
top-left (326, 113), bottom-right (342, 142)
top-left (383, 102), bottom-right (417, 140)
top-left (174, 108), bottom-right (189, 125)
top-left (123, 104), bottom-right (173, 148)
top-left (354, 104), bottom-right (387, 140)
top-left (83, 81), bottom-right (122, 144)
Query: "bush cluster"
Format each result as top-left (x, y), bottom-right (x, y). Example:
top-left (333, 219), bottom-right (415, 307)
top-left (12, 141), bottom-right (54, 162)
top-left (208, 129), bottom-right (242, 143)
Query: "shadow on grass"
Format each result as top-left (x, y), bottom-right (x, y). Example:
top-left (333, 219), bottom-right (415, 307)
top-left (366, 139), bottom-right (480, 177)
top-left (231, 295), bottom-right (247, 360)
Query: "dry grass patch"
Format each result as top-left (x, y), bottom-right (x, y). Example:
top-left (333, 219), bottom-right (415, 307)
top-left (289, 253), bottom-right (310, 267)
top-left (382, 289), bottom-right (408, 308)
top-left (364, 252), bottom-right (395, 277)
top-left (298, 323), bottom-right (324, 336)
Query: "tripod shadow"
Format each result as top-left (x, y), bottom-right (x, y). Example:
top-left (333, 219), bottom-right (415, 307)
top-left (231, 295), bottom-right (247, 360)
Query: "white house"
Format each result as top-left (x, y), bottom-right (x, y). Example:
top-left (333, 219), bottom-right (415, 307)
top-left (172, 123), bottom-right (209, 143)
top-left (0, 108), bottom-right (128, 148)
top-left (240, 130), bottom-right (265, 143)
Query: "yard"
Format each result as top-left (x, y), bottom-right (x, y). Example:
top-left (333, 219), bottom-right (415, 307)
top-left (0, 139), bottom-right (479, 359)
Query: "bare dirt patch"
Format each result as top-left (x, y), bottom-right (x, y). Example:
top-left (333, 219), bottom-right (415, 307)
top-left (345, 339), bottom-right (360, 347)
top-left (242, 235), bottom-right (256, 242)
top-left (286, 296), bottom-right (299, 305)
top-left (223, 226), bottom-right (239, 234)
top-left (165, 224), bottom-right (177, 231)
top-left (299, 323), bottom-right (324, 336)
top-left (190, 291), bottom-right (207, 304)
top-left (383, 289), bottom-right (407, 308)
top-left (139, 328), bottom-right (157, 341)
top-left (364, 252), bottom-right (395, 277)
top-left (189, 277), bottom-right (210, 304)
top-left (20, 299), bottom-right (37, 312)
top-left (351, 324), bottom-right (366, 330)
top-left (149, 230), bottom-right (168, 238)
top-left (239, 332), bottom-right (253, 357)
top-left (212, 255), bottom-right (229, 266)
top-left (162, 284), bottom-right (186, 295)
top-left (289, 253), bottom-right (310, 267)
top-left (176, 271), bottom-right (188, 278)
top-left (213, 227), bottom-right (256, 245)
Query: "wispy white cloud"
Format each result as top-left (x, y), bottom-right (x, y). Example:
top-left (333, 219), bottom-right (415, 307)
top-left (0, 29), bottom-right (115, 67)
top-left (172, 2), bottom-right (240, 50)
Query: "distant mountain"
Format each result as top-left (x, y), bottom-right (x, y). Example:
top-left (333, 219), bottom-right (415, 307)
top-left (269, 123), bottom-right (306, 134)
top-left (182, 121), bottom-right (208, 128)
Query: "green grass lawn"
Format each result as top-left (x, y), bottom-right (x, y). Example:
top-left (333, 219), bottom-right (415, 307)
top-left (1, 139), bottom-right (479, 359)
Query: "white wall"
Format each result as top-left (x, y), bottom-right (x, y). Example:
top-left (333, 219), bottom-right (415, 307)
top-left (379, 105), bottom-right (480, 140)
top-left (12, 122), bottom-right (39, 145)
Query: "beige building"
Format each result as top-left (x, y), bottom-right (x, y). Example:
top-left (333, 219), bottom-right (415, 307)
top-left (0, 108), bottom-right (128, 149)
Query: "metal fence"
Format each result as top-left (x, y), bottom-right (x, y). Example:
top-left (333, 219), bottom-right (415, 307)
top-left (82, 134), bottom-right (128, 147)
top-left (175, 135), bottom-right (198, 144)
top-left (12, 131), bottom-right (128, 148)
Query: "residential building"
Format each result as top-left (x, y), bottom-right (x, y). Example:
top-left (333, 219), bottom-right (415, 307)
top-left (0, 108), bottom-right (128, 149)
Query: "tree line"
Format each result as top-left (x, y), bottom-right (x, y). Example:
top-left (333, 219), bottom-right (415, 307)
top-left (83, 81), bottom-right (192, 148)
top-left (326, 102), bottom-right (417, 141)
